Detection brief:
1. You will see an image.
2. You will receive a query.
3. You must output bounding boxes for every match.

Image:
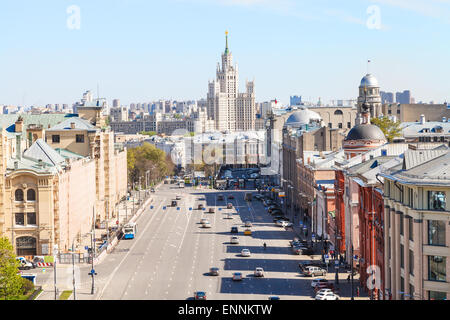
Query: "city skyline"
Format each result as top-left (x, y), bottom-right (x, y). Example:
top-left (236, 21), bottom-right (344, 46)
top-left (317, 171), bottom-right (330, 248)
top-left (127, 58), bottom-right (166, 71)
top-left (0, 1), bottom-right (449, 106)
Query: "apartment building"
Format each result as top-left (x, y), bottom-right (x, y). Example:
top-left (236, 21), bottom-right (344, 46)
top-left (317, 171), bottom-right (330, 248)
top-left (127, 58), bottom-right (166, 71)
top-left (380, 149), bottom-right (450, 300)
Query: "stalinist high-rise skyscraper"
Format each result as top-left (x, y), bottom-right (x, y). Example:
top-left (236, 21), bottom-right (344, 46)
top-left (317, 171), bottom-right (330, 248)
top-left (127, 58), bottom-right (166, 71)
top-left (207, 31), bottom-right (256, 132)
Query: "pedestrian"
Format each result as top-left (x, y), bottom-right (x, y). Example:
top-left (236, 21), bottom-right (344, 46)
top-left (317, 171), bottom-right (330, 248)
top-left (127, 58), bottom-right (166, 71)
top-left (347, 274), bottom-right (350, 283)
top-left (356, 287), bottom-right (360, 297)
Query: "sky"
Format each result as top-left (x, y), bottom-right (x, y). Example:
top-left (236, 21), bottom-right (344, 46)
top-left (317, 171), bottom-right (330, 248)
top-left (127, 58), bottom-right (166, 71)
top-left (0, 0), bottom-right (449, 107)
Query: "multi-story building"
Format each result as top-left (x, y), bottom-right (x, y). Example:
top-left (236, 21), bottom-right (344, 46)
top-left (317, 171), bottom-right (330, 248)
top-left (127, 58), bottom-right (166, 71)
top-left (307, 105), bottom-right (357, 133)
top-left (206, 32), bottom-right (256, 132)
top-left (110, 106), bottom-right (129, 122)
top-left (382, 103), bottom-right (450, 123)
top-left (396, 90), bottom-right (412, 104)
top-left (381, 91), bottom-right (394, 104)
top-left (380, 148), bottom-right (450, 300)
top-left (0, 108), bottom-right (127, 256)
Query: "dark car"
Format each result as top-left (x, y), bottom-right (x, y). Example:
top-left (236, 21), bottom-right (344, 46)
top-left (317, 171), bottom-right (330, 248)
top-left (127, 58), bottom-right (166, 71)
top-left (268, 206), bottom-right (280, 213)
top-left (171, 200), bottom-right (177, 207)
top-left (209, 267), bottom-right (220, 276)
top-left (198, 204), bottom-right (204, 210)
top-left (194, 291), bottom-right (207, 300)
top-left (272, 215), bottom-right (284, 222)
top-left (231, 226), bottom-right (238, 233)
top-left (270, 209), bottom-right (283, 215)
top-left (150, 188), bottom-right (155, 193)
top-left (228, 195), bottom-right (235, 200)
top-left (217, 194), bottom-right (224, 201)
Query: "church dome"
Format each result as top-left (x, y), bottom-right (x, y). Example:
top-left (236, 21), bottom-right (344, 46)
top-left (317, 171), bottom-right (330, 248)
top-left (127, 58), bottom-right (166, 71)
top-left (345, 124), bottom-right (386, 141)
top-left (360, 74), bottom-right (379, 88)
top-left (284, 108), bottom-right (322, 128)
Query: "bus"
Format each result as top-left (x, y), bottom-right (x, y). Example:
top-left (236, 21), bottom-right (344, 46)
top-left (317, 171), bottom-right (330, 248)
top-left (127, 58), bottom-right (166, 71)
top-left (123, 222), bottom-right (137, 239)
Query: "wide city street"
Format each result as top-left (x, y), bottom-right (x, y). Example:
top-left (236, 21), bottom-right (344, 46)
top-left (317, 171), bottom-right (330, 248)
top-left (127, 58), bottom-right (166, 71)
top-left (88, 182), bottom-right (320, 300)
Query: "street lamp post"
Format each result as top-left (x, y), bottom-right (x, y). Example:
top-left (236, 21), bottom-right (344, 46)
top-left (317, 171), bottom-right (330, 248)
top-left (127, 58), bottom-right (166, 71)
top-left (90, 206), bottom-right (95, 295)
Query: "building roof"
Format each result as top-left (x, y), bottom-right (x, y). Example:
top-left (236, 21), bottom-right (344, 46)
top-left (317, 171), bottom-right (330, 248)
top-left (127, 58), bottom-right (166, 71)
top-left (400, 121), bottom-right (450, 138)
top-left (23, 138), bottom-right (66, 166)
top-left (359, 73), bottom-right (379, 88)
top-left (380, 148), bottom-right (450, 185)
top-left (46, 117), bottom-right (96, 131)
top-left (0, 114), bottom-right (77, 136)
top-left (345, 124), bottom-right (386, 141)
top-left (284, 108), bottom-right (322, 129)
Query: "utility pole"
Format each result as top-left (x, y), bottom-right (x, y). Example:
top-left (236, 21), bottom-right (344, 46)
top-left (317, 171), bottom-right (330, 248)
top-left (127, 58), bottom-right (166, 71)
top-left (91, 206), bottom-right (95, 295)
top-left (72, 242), bottom-right (76, 300)
top-left (53, 244), bottom-right (58, 300)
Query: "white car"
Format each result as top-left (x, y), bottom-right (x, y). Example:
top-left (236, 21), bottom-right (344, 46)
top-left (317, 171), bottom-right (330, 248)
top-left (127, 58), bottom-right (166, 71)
top-left (311, 278), bottom-right (328, 288)
top-left (230, 236), bottom-right (240, 244)
top-left (275, 220), bottom-right (290, 227)
top-left (241, 249), bottom-right (251, 257)
top-left (254, 267), bottom-right (264, 277)
top-left (202, 221), bottom-right (212, 228)
top-left (244, 221), bottom-right (252, 227)
top-left (225, 213), bottom-right (233, 219)
top-left (315, 292), bottom-right (339, 300)
top-left (316, 288), bottom-right (334, 295)
top-left (200, 218), bottom-right (209, 224)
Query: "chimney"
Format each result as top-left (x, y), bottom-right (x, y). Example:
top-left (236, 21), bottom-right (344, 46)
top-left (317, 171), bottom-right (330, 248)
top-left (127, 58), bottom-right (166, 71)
top-left (420, 114), bottom-right (425, 124)
top-left (15, 116), bottom-right (24, 133)
top-left (70, 122), bottom-right (75, 129)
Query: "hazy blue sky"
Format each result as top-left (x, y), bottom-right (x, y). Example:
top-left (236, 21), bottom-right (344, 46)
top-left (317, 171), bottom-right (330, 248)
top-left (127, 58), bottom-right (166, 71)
top-left (0, 0), bottom-right (449, 106)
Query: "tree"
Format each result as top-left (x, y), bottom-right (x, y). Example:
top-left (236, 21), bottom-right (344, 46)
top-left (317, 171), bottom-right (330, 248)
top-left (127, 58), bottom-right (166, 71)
top-left (140, 131), bottom-right (157, 137)
top-left (127, 142), bottom-right (175, 186)
top-left (0, 237), bottom-right (25, 300)
top-left (371, 117), bottom-right (402, 142)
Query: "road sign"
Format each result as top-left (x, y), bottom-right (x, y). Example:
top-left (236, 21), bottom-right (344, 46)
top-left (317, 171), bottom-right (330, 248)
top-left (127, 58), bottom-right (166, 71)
top-left (85, 246), bottom-right (89, 250)
top-left (163, 206), bottom-right (166, 210)
top-left (189, 207), bottom-right (192, 211)
top-left (150, 205), bottom-right (154, 209)
top-left (311, 234), bottom-right (315, 240)
top-left (335, 260), bottom-right (339, 266)
top-left (299, 221), bottom-right (303, 226)
top-left (177, 207), bottom-right (180, 211)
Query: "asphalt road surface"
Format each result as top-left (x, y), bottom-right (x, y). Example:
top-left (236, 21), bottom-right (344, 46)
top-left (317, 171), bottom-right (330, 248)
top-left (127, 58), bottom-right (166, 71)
top-left (91, 183), bottom-right (317, 300)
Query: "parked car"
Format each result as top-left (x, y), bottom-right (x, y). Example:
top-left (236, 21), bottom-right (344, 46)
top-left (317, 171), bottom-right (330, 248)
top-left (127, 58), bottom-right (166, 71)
top-left (150, 188), bottom-right (155, 193)
top-left (176, 195), bottom-right (181, 200)
top-left (208, 208), bottom-right (215, 213)
top-left (171, 200), bottom-right (177, 207)
top-left (194, 291), bottom-right (207, 300)
top-left (304, 266), bottom-right (327, 277)
top-left (200, 218), bottom-right (208, 224)
top-left (241, 249), bottom-right (251, 257)
top-left (311, 278), bottom-right (329, 288)
top-left (232, 272), bottom-right (243, 281)
top-left (209, 267), bottom-right (220, 276)
top-left (268, 296), bottom-right (280, 300)
top-left (230, 236), bottom-right (240, 244)
top-left (316, 288), bottom-right (334, 295)
top-left (254, 267), bottom-right (264, 277)
top-left (272, 216), bottom-right (285, 222)
top-left (244, 221), bottom-right (252, 227)
top-left (314, 282), bottom-right (335, 293)
top-left (217, 194), bottom-right (224, 201)
top-left (227, 203), bottom-right (233, 209)
top-left (315, 292), bottom-right (339, 300)
top-left (231, 226), bottom-right (238, 233)
top-left (228, 195), bottom-right (235, 200)
top-left (198, 204), bottom-right (204, 210)
top-left (225, 213), bottom-right (233, 219)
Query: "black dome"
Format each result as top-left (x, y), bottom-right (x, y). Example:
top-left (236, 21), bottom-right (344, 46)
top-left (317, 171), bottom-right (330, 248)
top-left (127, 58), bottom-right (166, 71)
top-left (345, 124), bottom-right (386, 141)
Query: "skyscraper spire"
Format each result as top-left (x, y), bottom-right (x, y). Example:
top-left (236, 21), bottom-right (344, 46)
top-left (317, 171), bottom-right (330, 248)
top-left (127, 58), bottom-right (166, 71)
top-left (225, 30), bottom-right (229, 55)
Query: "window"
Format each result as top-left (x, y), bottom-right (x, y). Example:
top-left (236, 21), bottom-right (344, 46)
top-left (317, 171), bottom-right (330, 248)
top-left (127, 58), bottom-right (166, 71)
top-left (409, 249), bottom-right (414, 276)
top-left (15, 213), bottom-right (24, 225)
top-left (400, 214), bottom-right (404, 236)
top-left (76, 134), bottom-right (84, 143)
top-left (428, 256), bottom-right (446, 282)
top-left (15, 189), bottom-right (24, 201)
top-left (428, 191), bottom-right (446, 211)
top-left (428, 220), bottom-right (446, 246)
top-left (338, 123), bottom-right (343, 129)
top-left (409, 217), bottom-right (414, 240)
top-left (27, 212), bottom-right (36, 225)
top-left (347, 122), bottom-right (351, 129)
top-left (52, 135), bottom-right (60, 143)
top-left (27, 189), bottom-right (36, 201)
top-left (328, 123), bottom-right (332, 128)
top-left (400, 244), bottom-right (404, 269)
top-left (429, 291), bottom-right (447, 300)
top-left (334, 110), bottom-right (343, 115)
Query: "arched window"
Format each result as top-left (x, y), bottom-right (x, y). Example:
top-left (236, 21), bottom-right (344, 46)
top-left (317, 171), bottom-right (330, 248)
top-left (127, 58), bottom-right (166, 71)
top-left (27, 189), bottom-right (36, 201)
top-left (334, 110), bottom-right (343, 115)
top-left (15, 189), bottom-right (24, 201)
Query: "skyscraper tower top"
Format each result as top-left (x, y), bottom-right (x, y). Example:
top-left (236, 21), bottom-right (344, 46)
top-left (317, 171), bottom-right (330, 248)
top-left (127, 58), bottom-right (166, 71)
top-left (225, 30), bottom-right (229, 55)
